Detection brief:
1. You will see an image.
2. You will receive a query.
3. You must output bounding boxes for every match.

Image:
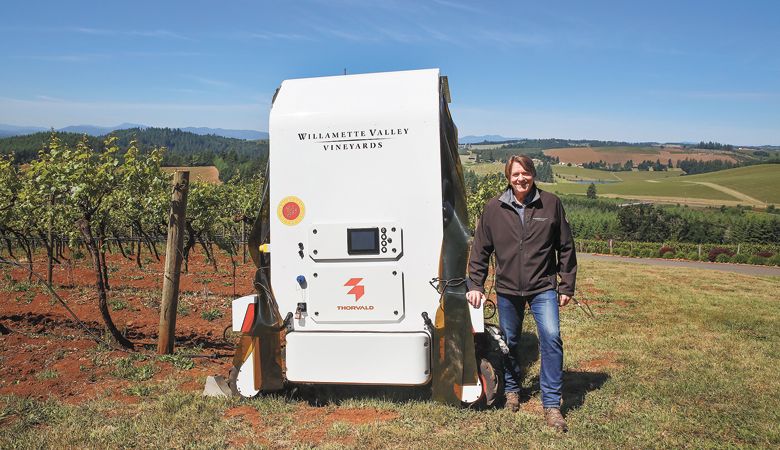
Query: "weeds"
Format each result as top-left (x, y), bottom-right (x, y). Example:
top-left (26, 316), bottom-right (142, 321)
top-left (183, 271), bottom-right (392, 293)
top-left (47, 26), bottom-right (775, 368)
top-left (157, 353), bottom-right (196, 370)
top-left (176, 301), bottom-right (191, 316)
top-left (125, 385), bottom-right (152, 397)
top-left (200, 309), bottom-right (222, 321)
top-left (109, 298), bottom-right (130, 311)
top-left (35, 369), bottom-right (59, 380)
top-left (111, 355), bottom-right (156, 382)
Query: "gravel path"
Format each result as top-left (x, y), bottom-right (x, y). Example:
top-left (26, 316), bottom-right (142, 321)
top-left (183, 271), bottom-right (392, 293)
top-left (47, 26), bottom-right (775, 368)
top-left (579, 253), bottom-right (780, 277)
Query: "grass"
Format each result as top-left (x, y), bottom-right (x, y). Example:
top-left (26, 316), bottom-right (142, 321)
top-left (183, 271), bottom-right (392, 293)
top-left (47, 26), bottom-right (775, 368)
top-left (158, 352), bottom-right (196, 370)
top-left (462, 161), bottom-right (505, 176)
top-left (675, 165), bottom-right (780, 203)
top-left (34, 369), bottom-right (59, 380)
top-left (544, 165), bottom-right (765, 204)
top-left (111, 354), bottom-right (157, 382)
top-left (468, 163), bottom-right (754, 205)
top-left (2, 260), bottom-right (779, 448)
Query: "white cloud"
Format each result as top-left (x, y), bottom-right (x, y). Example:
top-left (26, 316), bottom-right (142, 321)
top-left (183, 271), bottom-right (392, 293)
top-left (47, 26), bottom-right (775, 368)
top-left (0, 96), bottom-right (268, 130)
top-left (69, 27), bottom-right (192, 40)
top-left (235, 31), bottom-right (312, 41)
top-left (186, 76), bottom-right (232, 88)
top-left (431, 0), bottom-right (483, 14)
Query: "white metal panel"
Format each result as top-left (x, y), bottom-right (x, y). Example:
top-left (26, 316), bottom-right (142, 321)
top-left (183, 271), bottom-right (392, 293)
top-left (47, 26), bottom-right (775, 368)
top-left (285, 332), bottom-right (431, 385)
top-left (231, 295), bottom-right (257, 332)
top-left (235, 350), bottom-right (260, 397)
top-left (308, 222), bottom-right (402, 261)
top-left (307, 266), bottom-right (404, 323)
top-left (460, 381), bottom-right (483, 403)
top-left (469, 304), bottom-right (484, 333)
top-left (269, 69), bottom-right (444, 334)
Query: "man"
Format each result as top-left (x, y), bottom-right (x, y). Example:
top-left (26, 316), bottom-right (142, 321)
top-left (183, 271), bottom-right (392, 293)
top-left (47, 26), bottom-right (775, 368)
top-left (466, 155), bottom-right (577, 432)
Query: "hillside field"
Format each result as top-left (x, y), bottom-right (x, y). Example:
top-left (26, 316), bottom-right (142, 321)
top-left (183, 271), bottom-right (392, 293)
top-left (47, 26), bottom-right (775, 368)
top-left (461, 161), bottom-right (779, 207)
top-left (543, 146), bottom-right (738, 165)
top-left (678, 165), bottom-right (780, 204)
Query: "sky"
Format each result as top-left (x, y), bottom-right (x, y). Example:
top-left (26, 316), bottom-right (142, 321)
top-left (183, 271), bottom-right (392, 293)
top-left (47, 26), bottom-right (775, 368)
top-left (1, 0), bottom-right (779, 145)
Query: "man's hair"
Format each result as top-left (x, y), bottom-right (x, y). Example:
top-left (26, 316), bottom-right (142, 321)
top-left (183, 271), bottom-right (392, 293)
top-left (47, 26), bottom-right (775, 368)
top-left (504, 155), bottom-right (537, 180)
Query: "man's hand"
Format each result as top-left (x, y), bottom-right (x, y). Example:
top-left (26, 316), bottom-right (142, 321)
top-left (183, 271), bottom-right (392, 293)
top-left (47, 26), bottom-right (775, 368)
top-left (466, 290), bottom-right (486, 308)
top-left (559, 294), bottom-right (572, 307)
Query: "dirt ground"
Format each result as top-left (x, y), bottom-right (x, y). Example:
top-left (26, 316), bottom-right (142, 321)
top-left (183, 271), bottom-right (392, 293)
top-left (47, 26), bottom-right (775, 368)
top-left (0, 248), bottom-right (442, 444)
top-left (0, 249), bottom-right (255, 402)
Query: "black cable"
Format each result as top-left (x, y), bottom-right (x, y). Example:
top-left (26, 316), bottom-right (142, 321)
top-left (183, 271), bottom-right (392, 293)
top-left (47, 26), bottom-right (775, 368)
top-left (428, 276), bottom-right (466, 313)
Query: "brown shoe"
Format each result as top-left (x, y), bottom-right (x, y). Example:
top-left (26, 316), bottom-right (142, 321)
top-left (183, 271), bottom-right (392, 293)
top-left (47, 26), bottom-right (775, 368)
top-left (505, 391), bottom-right (520, 412)
top-left (544, 408), bottom-right (568, 432)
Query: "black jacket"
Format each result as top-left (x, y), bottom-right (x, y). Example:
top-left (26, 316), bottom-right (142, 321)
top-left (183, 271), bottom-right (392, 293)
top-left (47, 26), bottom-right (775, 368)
top-left (467, 186), bottom-right (577, 297)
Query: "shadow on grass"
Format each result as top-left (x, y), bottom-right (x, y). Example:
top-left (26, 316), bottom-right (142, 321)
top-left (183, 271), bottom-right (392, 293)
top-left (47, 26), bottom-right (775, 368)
top-left (561, 371), bottom-right (610, 414)
top-left (290, 331), bottom-right (546, 409)
top-left (290, 384), bottom-right (431, 406)
top-left (516, 332), bottom-right (610, 413)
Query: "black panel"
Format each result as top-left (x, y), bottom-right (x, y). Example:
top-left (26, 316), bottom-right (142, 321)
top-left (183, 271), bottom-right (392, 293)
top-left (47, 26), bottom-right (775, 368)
top-left (347, 228), bottom-right (380, 255)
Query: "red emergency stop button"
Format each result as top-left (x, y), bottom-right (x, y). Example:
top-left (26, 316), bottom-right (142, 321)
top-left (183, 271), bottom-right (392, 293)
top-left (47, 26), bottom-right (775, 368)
top-left (277, 196), bottom-right (305, 225)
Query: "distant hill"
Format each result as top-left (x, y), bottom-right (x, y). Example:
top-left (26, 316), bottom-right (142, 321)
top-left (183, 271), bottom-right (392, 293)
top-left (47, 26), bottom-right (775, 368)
top-left (0, 127), bottom-right (268, 181)
top-left (181, 127), bottom-right (268, 140)
top-left (459, 135), bottom-right (522, 144)
top-left (0, 123), bottom-right (267, 141)
top-left (58, 123), bottom-right (148, 135)
top-left (0, 124), bottom-right (48, 138)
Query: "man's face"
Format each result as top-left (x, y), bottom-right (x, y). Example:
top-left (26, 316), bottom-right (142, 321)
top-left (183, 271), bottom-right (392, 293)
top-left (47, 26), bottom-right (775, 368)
top-left (509, 161), bottom-right (535, 199)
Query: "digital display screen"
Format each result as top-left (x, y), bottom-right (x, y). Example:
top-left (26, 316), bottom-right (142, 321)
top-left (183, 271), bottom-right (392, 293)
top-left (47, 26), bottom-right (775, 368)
top-left (347, 228), bottom-right (380, 255)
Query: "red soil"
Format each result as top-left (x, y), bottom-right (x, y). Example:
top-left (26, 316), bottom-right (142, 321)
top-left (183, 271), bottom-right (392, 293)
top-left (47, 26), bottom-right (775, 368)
top-left (0, 249), bottom-right (255, 402)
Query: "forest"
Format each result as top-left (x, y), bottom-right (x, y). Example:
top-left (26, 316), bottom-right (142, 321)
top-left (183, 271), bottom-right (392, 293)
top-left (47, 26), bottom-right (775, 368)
top-left (0, 128), bottom-right (268, 182)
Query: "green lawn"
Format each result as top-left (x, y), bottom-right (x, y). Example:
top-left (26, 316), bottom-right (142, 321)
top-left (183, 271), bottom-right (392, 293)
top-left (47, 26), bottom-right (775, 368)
top-left (463, 161), bottom-right (505, 176)
top-left (553, 165), bottom-right (624, 182)
top-left (674, 165), bottom-right (780, 203)
top-left (3, 261), bottom-right (778, 448)
top-left (547, 166), bottom-right (735, 201)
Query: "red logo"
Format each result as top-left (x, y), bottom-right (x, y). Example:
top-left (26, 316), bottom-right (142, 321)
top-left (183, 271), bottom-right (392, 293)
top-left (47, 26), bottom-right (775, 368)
top-left (344, 278), bottom-right (365, 301)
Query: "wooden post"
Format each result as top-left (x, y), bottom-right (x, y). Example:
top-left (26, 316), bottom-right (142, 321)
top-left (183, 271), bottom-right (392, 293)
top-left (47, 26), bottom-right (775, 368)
top-left (157, 171), bottom-right (190, 355)
top-left (241, 220), bottom-right (247, 264)
top-left (47, 194), bottom-right (54, 287)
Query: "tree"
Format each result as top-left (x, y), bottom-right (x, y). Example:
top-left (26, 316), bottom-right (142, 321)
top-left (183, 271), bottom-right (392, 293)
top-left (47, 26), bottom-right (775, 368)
top-left (617, 204), bottom-right (670, 242)
top-left (536, 161), bottom-right (554, 183)
top-left (0, 154), bottom-right (28, 269)
top-left (110, 141), bottom-right (169, 268)
top-left (586, 182), bottom-right (597, 199)
top-left (466, 173), bottom-right (506, 229)
top-left (27, 134), bottom-right (133, 348)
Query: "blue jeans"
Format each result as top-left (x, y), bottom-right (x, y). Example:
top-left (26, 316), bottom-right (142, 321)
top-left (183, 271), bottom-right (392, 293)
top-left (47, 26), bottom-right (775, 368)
top-left (497, 289), bottom-right (563, 408)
